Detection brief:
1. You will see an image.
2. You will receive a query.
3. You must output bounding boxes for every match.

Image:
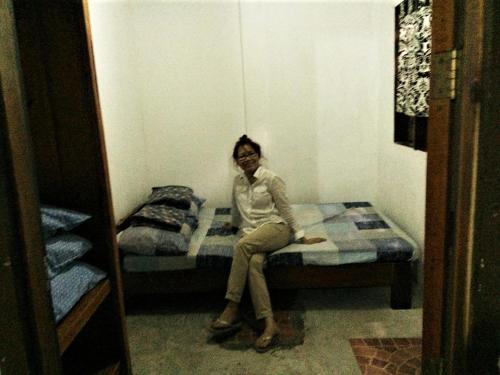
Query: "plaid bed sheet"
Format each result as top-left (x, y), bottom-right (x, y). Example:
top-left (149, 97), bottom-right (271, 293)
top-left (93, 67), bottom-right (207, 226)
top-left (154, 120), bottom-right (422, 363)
top-left (196, 202), bottom-right (419, 269)
top-left (122, 202), bottom-right (419, 272)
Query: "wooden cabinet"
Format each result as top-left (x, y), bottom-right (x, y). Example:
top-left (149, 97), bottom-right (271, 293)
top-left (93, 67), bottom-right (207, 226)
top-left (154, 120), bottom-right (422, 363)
top-left (0, 1), bottom-right (131, 373)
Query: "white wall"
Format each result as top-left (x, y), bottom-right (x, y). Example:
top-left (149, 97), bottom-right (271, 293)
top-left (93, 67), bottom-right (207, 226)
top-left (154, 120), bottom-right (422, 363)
top-left (373, 2), bottom-right (427, 253)
top-left (126, 1), bottom-right (384, 206)
top-left (241, 2), bottom-right (381, 203)
top-left (89, 0), bottom-right (427, 254)
top-left (87, 1), bottom-right (150, 221)
top-left (130, 1), bottom-right (246, 208)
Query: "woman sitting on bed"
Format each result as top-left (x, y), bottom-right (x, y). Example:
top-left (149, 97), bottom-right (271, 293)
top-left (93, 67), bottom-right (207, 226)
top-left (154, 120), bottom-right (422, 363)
top-left (209, 135), bottom-right (325, 352)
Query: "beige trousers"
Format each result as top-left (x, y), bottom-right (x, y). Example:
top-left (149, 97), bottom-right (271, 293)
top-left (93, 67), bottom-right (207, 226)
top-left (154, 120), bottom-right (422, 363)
top-left (225, 223), bottom-right (291, 319)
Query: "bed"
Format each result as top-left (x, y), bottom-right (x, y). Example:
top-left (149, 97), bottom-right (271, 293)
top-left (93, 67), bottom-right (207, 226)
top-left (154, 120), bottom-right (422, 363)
top-left (118, 198), bottom-right (419, 310)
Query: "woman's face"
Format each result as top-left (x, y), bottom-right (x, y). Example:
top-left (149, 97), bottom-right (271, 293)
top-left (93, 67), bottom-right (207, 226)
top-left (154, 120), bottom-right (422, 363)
top-left (236, 144), bottom-right (260, 174)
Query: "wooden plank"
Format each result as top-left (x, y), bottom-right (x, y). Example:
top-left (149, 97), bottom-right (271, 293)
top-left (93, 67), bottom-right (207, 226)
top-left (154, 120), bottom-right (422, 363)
top-left (123, 262), bottom-right (412, 309)
top-left (0, 85), bottom-right (33, 375)
top-left (390, 262), bottom-right (412, 309)
top-left (432, 0), bottom-right (455, 52)
top-left (422, 0), bottom-right (458, 365)
top-left (82, 2), bottom-right (132, 373)
top-left (12, 2), bottom-right (63, 201)
top-left (423, 99), bottom-right (450, 361)
top-left (470, 1), bottom-right (500, 371)
top-left (267, 264), bottom-right (394, 289)
top-left (446, 0), bottom-right (494, 373)
top-left (124, 264), bottom-right (397, 295)
top-left (0, 2), bottom-right (62, 374)
top-left (57, 280), bottom-right (111, 354)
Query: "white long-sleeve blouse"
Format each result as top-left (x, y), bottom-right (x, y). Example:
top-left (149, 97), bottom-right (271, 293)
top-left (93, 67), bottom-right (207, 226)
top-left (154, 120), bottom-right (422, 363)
top-left (231, 166), bottom-right (304, 241)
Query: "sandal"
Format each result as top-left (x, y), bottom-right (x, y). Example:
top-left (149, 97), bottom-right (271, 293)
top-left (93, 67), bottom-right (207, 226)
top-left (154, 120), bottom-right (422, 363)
top-left (209, 318), bottom-right (242, 336)
top-left (254, 333), bottom-right (280, 353)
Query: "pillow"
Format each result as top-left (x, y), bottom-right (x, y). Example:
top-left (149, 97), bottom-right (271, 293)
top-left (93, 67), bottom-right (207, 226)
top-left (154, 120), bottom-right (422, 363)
top-left (118, 226), bottom-right (189, 256)
top-left (185, 215), bottom-right (198, 231)
top-left (149, 186), bottom-right (206, 210)
top-left (147, 186), bottom-right (194, 209)
top-left (41, 205), bottom-right (91, 239)
top-left (188, 201), bottom-right (199, 217)
top-left (45, 233), bottom-right (92, 271)
top-left (46, 263), bottom-right (57, 280)
top-left (192, 194), bottom-right (206, 209)
top-left (131, 205), bottom-right (187, 231)
top-left (152, 185), bottom-right (193, 193)
top-left (184, 201), bottom-right (199, 229)
top-left (49, 262), bottom-right (106, 323)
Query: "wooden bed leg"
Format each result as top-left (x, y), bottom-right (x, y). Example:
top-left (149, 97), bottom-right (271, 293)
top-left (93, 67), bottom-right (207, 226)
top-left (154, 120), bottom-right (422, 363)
top-left (271, 289), bottom-right (298, 309)
top-left (391, 262), bottom-right (413, 309)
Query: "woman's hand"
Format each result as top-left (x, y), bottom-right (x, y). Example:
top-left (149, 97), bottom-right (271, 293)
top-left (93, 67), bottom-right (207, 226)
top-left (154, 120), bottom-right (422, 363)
top-left (301, 237), bottom-right (326, 245)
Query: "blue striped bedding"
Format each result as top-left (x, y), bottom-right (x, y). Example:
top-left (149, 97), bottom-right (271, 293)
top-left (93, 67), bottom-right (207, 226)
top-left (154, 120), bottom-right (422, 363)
top-left (122, 202), bottom-right (419, 273)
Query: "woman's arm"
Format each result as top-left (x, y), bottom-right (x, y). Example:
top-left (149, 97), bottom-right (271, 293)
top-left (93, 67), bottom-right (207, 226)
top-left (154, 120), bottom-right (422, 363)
top-left (269, 176), bottom-right (304, 241)
top-left (298, 237), bottom-right (327, 244)
top-left (230, 181), bottom-right (241, 228)
top-left (270, 176), bottom-right (326, 245)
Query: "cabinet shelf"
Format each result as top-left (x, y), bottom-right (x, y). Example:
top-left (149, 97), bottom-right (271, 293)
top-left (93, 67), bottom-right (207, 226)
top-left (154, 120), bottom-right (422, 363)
top-left (57, 279), bottom-right (111, 353)
top-left (2, 1), bottom-right (130, 373)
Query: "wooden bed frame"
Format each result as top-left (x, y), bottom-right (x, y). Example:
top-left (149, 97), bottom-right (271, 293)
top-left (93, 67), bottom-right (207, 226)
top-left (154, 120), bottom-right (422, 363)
top-left (122, 261), bottom-right (413, 310)
top-left (117, 203), bottom-right (415, 310)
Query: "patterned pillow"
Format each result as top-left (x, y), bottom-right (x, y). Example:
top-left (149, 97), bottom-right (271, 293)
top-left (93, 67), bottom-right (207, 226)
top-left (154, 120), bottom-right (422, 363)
top-left (118, 226), bottom-right (189, 256)
top-left (46, 263), bottom-right (58, 280)
top-left (192, 194), bottom-right (206, 209)
top-left (131, 205), bottom-right (187, 231)
top-left (152, 185), bottom-right (193, 194)
top-left (49, 262), bottom-right (106, 323)
top-left (147, 185), bottom-right (194, 209)
top-left (45, 233), bottom-right (92, 271)
top-left (185, 215), bottom-right (199, 231)
top-left (41, 205), bottom-right (91, 239)
top-left (184, 201), bottom-right (199, 229)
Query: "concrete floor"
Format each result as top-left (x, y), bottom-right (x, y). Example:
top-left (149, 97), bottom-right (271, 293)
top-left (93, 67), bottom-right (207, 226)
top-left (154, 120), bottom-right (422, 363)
top-left (126, 285), bottom-right (423, 375)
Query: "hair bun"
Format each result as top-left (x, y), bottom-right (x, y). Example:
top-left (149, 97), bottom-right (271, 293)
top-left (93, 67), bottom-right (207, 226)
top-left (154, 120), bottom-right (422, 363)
top-left (232, 134), bottom-right (261, 161)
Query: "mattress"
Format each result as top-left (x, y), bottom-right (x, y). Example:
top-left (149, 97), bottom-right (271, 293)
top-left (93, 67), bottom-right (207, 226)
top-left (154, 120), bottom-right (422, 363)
top-left (122, 202), bottom-right (419, 273)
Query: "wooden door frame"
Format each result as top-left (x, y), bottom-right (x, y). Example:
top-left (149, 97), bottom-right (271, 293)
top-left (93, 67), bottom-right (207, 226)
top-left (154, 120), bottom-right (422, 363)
top-left (0, 77), bottom-right (35, 375)
top-left (423, 0), bottom-right (498, 373)
top-left (422, 0), bottom-right (455, 371)
top-left (0, 2), bottom-right (63, 374)
top-left (444, 0), bottom-right (499, 373)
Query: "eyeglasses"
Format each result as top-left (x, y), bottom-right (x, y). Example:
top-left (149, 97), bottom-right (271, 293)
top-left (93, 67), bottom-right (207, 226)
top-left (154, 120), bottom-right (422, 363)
top-left (237, 152), bottom-right (258, 161)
